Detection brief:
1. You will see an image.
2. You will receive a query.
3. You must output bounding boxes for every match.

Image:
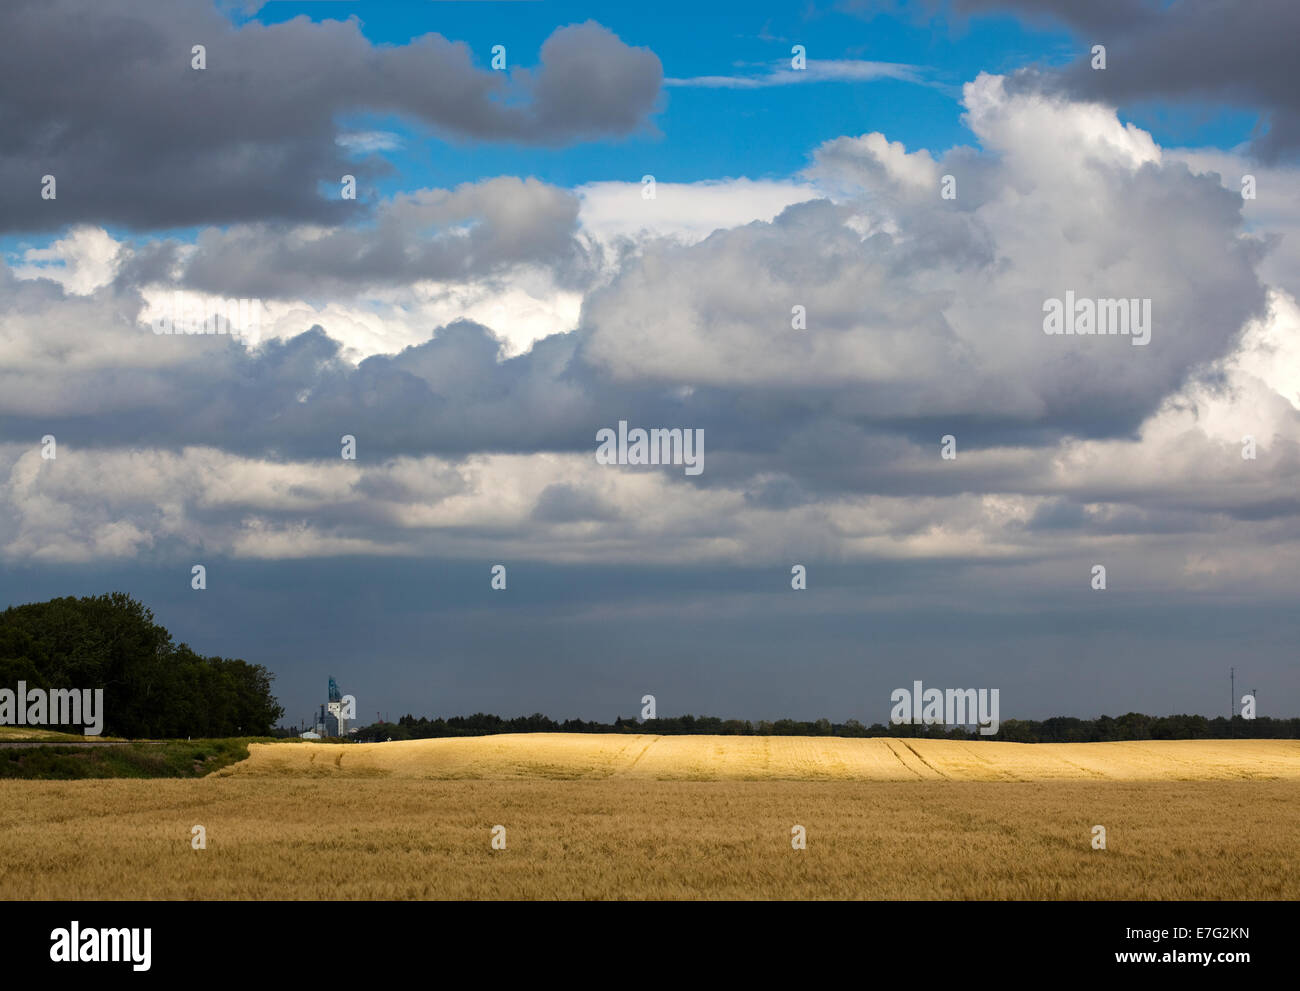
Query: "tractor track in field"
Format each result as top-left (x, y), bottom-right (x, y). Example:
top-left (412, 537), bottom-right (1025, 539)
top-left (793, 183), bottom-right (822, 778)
top-left (622, 736), bottom-right (661, 773)
top-left (881, 740), bottom-right (926, 779)
top-left (899, 740), bottom-right (950, 779)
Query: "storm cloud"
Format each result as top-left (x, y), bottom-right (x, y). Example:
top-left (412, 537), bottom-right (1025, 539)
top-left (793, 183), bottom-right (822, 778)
top-left (956, 0), bottom-right (1300, 160)
top-left (0, 1), bottom-right (662, 233)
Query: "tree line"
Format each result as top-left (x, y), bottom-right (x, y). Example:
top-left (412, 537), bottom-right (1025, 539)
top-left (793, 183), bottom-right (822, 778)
top-left (351, 710), bottom-right (1299, 743)
top-left (0, 593), bottom-right (284, 738)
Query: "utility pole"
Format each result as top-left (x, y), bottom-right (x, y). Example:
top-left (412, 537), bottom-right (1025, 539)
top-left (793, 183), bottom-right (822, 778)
top-left (1230, 667), bottom-right (1235, 720)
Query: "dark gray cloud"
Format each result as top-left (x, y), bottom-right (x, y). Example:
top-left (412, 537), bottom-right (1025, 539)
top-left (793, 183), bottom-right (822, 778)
top-left (177, 177), bottom-right (599, 299)
top-left (3, 280), bottom-right (1294, 528)
top-left (954, 0), bottom-right (1160, 33)
top-left (531, 483), bottom-right (622, 523)
top-left (0, 74), bottom-right (1275, 503)
top-left (954, 0), bottom-right (1300, 161)
top-left (0, 1), bottom-right (662, 233)
top-left (579, 151), bottom-right (1267, 442)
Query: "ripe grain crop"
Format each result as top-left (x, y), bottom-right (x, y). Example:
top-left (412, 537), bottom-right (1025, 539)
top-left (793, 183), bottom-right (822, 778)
top-left (3, 736), bottom-right (1296, 899)
top-left (225, 734), bottom-right (1300, 782)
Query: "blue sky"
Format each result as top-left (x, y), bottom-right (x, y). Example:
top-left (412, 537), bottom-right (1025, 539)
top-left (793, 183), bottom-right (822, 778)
top-left (246, 0), bottom-right (1255, 191)
top-left (0, 1), bottom-right (1261, 256)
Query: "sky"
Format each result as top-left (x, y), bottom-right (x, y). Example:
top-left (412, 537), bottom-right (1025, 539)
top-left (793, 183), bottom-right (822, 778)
top-left (1, 0), bottom-right (1298, 728)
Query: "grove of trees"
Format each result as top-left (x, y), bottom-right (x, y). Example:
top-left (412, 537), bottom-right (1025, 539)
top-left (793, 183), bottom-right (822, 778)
top-left (352, 710), bottom-right (1299, 743)
top-left (0, 593), bottom-right (284, 738)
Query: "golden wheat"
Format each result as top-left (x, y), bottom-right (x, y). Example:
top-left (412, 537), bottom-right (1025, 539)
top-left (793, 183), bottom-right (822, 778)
top-left (225, 734), bottom-right (1300, 781)
top-left (2, 736), bottom-right (1295, 900)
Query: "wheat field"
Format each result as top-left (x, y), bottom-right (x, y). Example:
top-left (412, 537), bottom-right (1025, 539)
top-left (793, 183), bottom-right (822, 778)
top-left (225, 734), bottom-right (1300, 781)
top-left (1, 735), bottom-right (1296, 900)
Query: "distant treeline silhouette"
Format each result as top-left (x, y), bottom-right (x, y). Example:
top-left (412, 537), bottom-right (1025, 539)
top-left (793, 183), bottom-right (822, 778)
top-left (0, 593), bottom-right (284, 738)
top-left (349, 711), bottom-right (1300, 743)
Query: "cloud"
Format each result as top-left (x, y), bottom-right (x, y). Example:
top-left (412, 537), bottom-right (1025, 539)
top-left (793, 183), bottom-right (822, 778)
top-left (174, 177), bottom-right (598, 299)
top-left (10, 227), bottom-right (122, 294)
top-left (336, 131), bottom-right (404, 154)
top-left (36, 177), bottom-right (822, 362)
top-left (577, 178), bottom-right (820, 246)
top-left (955, 0), bottom-right (1300, 161)
top-left (666, 58), bottom-right (922, 88)
top-left (0, 70), bottom-right (1297, 647)
top-left (0, 3), bottom-right (662, 233)
top-left (580, 75), bottom-right (1265, 443)
top-left (1165, 147), bottom-right (1300, 303)
top-left (9, 6), bottom-right (1300, 720)
top-left (6, 277), bottom-right (1299, 577)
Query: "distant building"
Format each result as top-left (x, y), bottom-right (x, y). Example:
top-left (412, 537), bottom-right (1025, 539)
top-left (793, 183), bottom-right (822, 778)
top-left (326, 676), bottom-right (346, 736)
top-left (304, 677), bottom-right (349, 737)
